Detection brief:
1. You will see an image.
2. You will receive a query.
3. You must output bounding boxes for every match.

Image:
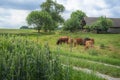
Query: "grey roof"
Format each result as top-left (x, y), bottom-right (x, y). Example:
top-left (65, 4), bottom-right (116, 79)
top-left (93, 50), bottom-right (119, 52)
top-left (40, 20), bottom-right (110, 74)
top-left (84, 17), bottom-right (120, 27)
top-left (84, 17), bottom-right (97, 25)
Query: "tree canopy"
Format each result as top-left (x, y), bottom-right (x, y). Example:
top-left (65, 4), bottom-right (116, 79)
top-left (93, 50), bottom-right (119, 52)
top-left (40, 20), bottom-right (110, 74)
top-left (63, 10), bottom-right (86, 32)
top-left (40, 0), bottom-right (65, 28)
top-left (63, 17), bottom-right (80, 32)
top-left (20, 26), bottom-right (29, 29)
top-left (92, 16), bottom-right (113, 31)
top-left (26, 0), bottom-right (65, 32)
top-left (26, 11), bottom-right (53, 32)
top-left (71, 10), bottom-right (86, 19)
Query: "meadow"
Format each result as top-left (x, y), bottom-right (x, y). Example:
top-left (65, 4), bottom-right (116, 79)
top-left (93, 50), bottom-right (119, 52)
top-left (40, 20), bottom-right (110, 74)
top-left (0, 29), bottom-right (120, 80)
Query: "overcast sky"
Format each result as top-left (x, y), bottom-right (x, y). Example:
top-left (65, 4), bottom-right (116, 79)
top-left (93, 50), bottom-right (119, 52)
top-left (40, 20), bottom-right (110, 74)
top-left (0, 0), bottom-right (120, 29)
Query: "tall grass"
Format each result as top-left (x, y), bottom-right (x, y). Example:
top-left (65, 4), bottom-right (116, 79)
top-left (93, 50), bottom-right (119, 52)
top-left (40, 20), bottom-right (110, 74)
top-left (0, 34), bottom-right (105, 80)
top-left (0, 35), bottom-right (65, 80)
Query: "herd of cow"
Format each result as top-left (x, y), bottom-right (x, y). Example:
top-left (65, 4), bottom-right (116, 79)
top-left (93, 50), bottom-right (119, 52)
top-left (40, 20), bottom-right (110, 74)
top-left (56, 36), bottom-right (94, 49)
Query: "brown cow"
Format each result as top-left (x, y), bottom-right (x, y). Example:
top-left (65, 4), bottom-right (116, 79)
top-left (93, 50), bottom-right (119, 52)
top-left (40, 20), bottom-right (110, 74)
top-left (74, 38), bottom-right (83, 47)
top-left (68, 38), bottom-right (74, 44)
top-left (84, 39), bottom-right (94, 49)
top-left (56, 36), bottom-right (69, 45)
top-left (83, 38), bottom-right (91, 45)
top-left (68, 38), bottom-right (74, 47)
top-left (83, 38), bottom-right (94, 45)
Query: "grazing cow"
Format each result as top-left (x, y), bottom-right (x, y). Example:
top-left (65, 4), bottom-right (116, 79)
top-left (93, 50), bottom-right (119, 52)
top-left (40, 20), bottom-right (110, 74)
top-left (84, 39), bottom-right (94, 49)
top-left (74, 38), bottom-right (83, 47)
top-left (68, 38), bottom-right (74, 47)
top-left (83, 37), bottom-right (91, 45)
top-left (68, 38), bottom-right (74, 44)
top-left (56, 36), bottom-right (69, 45)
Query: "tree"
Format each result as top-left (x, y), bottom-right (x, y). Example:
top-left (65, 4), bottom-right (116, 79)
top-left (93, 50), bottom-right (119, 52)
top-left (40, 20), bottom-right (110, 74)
top-left (26, 11), bottom-right (53, 32)
top-left (83, 25), bottom-right (91, 32)
top-left (20, 26), bottom-right (29, 29)
top-left (92, 16), bottom-right (113, 33)
top-left (63, 17), bottom-right (80, 32)
top-left (63, 10), bottom-right (86, 32)
top-left (71, 10), bottom-right (86, 29)
top-left (40, 0), bottom-right (65, 28)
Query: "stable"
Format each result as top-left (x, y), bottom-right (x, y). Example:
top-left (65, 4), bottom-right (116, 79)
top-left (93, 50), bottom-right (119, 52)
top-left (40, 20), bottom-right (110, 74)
top-left (84, 17), bottom-right (120, 33)
top-left (108, 18), bottom-right (120, 33)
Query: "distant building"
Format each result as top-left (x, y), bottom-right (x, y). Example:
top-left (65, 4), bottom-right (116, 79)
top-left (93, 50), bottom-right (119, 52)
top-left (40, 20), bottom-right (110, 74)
top-left (108, 18), bottom-right (120, 33)
top-left (84, 17), bottom-right (120, 33)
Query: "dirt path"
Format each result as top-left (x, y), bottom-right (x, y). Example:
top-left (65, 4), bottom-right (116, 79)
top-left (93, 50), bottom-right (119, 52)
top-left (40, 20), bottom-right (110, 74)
top-left (60, 54), bottom-right (120, 68)
top-left (73, 66), bottom-right (120, 80)
top-left (63, 64), bottom-right (120, 80)
top-left (70, 55), bottom-right (120, 68)
top-left (84, 59), bottom-right (120, 69)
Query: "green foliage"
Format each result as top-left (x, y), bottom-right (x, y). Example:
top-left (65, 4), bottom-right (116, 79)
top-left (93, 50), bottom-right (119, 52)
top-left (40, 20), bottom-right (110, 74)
top-left (92, 16), bottom-right (113, 32)
top-left (63, 17), bottom-right (80, 32)
top-left (0, 30), bottom-right (120, 80)
top-left (84, 25), bottom-right (91, 32)
top-left (71, 10), bottom-right (86, 19)
top-left (41, 0), bottom-right (65, 28)
top-left (26, 0), bottom-right (65, 32)
top-left (26, 11), bottom-right (53, 32)
top-left (88, 49), bottom-right (99, 56)
top-left (0, 35), bottom-right (67, 80)
top-left (100, 44), bottom-right (106, 49)
top-left (71, 10), bottom-right (86, 29)
top-left (20, 26), bottom-right (29, 29)
top-left (63, 10), bottom-right (86, 32)
top-left (0, 34), bottom-right (106, 80)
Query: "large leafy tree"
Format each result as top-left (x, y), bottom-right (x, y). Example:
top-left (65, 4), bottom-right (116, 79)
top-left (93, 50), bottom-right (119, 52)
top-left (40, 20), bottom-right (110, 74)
top-left (63, 17), bottom-right (80, 32)
top-left (71, 10), bottom-right (86, 19)
top-left (26, 11), bottom-right (53, 32)
top-left (71, 10), bottom-right (86, 29)
top-left (92, 16), bottom-right (113, 32)
top-left (63, 10), bottom-right (86, 32)
top-left (40, 0), bottom-right (65, 28)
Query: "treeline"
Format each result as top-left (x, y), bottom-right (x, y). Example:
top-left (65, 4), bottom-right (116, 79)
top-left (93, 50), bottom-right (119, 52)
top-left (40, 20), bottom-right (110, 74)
top-left (20, 26), bottom-right (31, 29)
top-left (25, 0), bottom-right (113, 33)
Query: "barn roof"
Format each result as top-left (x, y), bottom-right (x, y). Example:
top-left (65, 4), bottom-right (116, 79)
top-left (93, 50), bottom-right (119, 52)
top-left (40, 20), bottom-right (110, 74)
top-left (84, 17), bottom-right (120, 27)
top-left (110, 18), bottom-right (120, 27)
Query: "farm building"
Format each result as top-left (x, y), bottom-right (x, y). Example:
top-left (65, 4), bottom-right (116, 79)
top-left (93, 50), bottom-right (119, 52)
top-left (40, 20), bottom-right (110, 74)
top-left (84, 17), bottom-right (120, 33)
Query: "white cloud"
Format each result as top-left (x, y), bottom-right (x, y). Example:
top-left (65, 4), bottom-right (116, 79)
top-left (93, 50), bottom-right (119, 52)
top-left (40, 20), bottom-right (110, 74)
top-left (57, 0), bottom-right (111, 19)
top-left (0, 0), bottom-right (120, 29)
top-left (0, 8), bottom-right (30, 28)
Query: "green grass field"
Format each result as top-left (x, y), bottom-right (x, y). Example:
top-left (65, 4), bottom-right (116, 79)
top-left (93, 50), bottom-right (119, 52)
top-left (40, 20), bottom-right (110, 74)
top-left (0, 29), bottom-right (120, 80)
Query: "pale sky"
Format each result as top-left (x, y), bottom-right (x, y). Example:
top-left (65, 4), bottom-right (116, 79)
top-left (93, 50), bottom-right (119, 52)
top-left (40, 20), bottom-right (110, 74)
top-left (0, 0), bottom-right (120, 29)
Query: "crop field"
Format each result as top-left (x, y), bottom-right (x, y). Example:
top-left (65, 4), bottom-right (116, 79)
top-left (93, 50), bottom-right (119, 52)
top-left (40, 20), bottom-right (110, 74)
top-left (0, 29), bottom-right (120, 80)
